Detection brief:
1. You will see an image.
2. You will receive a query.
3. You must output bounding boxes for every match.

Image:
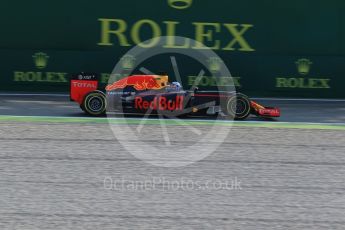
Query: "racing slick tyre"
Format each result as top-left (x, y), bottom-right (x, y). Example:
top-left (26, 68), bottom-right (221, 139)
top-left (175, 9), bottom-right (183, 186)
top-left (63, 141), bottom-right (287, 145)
top-left (224, 93), bottom-right (251, 120)
top-left (82, 91), bottom-right (106, 116)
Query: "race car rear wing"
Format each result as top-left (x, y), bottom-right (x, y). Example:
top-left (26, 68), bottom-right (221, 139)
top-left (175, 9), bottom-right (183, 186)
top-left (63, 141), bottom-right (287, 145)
top-left (70, 73), bottom-right (99, 104)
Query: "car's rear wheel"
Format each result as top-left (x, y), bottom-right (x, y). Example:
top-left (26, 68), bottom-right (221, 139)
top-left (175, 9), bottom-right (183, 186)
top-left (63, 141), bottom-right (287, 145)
top-left (224, 93), bottom-right (251, 120)
top-left (83, 91), bottom-right (106, 116)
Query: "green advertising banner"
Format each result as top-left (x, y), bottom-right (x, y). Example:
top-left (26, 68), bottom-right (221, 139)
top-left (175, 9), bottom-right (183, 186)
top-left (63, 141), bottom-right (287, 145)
top-left (1, 0), bottom-right (344, 98)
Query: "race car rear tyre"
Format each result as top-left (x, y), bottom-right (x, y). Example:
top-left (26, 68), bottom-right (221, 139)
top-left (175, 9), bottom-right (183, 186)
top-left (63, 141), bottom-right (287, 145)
top-left (83, 91), bottom-right (106, 116)
top-left (225, 93), bottom-right (251, 120)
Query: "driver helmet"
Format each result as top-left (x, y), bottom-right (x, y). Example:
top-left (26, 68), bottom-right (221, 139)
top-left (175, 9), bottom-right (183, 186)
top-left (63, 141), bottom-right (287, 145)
top-left (169, 82), bottom-right (182, 91)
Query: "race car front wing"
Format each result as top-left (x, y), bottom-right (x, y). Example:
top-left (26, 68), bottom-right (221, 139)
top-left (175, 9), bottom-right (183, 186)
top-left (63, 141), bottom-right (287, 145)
top-left (250, 101), bottom-right (281, 118)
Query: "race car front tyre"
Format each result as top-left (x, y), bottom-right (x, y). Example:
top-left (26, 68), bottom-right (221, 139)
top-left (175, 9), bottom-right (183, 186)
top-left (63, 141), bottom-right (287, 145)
top-left (82, 91), bottom-right (106, 116)
top-left (225, 93), bottom-right (251, 120)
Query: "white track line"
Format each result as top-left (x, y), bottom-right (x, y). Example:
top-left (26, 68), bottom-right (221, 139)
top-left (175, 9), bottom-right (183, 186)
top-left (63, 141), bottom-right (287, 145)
top-left (252, 97), bottom-right (345, 102)
top-left (1, 115), bottom-right (344, 126)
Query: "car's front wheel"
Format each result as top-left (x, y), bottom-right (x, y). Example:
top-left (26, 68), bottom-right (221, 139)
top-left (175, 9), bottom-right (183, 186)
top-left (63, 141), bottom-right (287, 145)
top-left (224, 93), bottom-right (251, 120)
top-left (82, 91), bottom-right (106, 116)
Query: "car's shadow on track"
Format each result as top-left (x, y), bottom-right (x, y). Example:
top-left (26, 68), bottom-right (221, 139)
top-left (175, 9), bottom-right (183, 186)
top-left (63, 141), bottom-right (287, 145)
top-left (66, 112), bottom-right (279, 122)
top-left (245, 116), bottom-right (279, 122)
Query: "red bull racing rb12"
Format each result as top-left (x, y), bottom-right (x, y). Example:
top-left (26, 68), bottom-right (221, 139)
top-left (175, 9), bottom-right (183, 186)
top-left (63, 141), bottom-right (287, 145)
top-left (70, 73), bottom-right (281, 120)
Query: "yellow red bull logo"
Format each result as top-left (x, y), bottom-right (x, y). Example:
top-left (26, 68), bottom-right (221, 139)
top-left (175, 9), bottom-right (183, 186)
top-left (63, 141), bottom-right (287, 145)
top-left (106, 75), bottom-right (167, 91)
top-left (135, 96), bottom-right (184, 111)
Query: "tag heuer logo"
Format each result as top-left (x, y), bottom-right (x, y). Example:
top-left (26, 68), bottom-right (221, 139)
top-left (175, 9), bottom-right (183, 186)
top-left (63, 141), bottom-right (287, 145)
top-left (121, 55), bottom-right (136, 70)
top-left (168, 0), bottom-right (193, 9)
top-left (33, 52), bottom-right (49, 69)
top-left (208, 57), bottom-right (223, 73)
top-left (296, 58), bottom-right (312, 75)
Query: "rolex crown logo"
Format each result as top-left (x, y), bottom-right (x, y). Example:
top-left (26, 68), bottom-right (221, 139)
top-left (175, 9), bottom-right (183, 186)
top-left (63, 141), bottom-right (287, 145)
top-left (33, 52), bottom-right (49, 69)
top-left (168, 0), bottom-right (193, 9)
top-left (121, 55), bottom-right (136, 70)
top-left (208, 57), bottom-right (223, 73)
top-left (296, 58), bottom-right (312, 75)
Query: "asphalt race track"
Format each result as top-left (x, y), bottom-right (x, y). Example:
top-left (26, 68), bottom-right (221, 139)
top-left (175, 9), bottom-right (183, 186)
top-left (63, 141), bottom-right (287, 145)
top-left (0, 94), bottom-right (345, 229)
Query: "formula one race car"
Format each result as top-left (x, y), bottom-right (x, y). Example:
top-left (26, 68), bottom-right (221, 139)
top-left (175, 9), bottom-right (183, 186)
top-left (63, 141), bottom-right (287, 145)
top-left (70, 73), bottom-right (280, 120)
